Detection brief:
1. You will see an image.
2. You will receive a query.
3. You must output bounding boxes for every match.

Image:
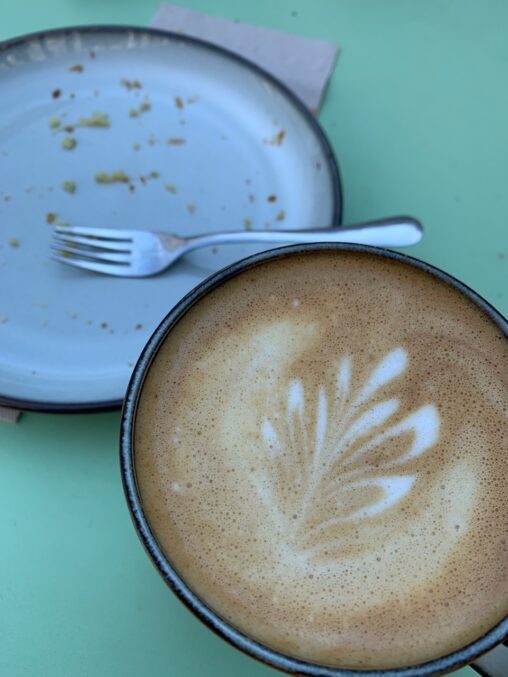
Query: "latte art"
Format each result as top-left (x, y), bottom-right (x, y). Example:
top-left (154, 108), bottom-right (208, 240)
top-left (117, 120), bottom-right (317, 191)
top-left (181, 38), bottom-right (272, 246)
top-left (258, 348), bottom-right (440, 552)
top-left (134, 251), bottom-right (508, 670)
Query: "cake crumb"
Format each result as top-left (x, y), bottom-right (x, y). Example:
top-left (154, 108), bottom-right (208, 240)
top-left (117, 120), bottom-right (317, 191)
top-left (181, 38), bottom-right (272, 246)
top-left (78, 112), bottom-right (110, 128)
top-left (263, 129), bottom-right (286, 146)
top-left (121, 79), bottom-right (142, 90)
top-left (95, 171), bottom-right (130, 184)
top-left (61, 136), bottom-right (77, 150)
top-left (243, 219), bottom-right (253, 230)
top-left (61, 181), bottom-right (76, 194)
top-left (167, 138), bottom-right (186, 145)
top-left (68, 64), bottom-right (84, 73)
top-left (187, 203), bottom-right (196, 214)
top-left (165, 183), bottom-right (177, 194)
top-left (276, 210), bottom-right (285, 221)
top-left (8, 237), bottom-right (20, 247)
top-left (174, 96), bottom-right (184, 109)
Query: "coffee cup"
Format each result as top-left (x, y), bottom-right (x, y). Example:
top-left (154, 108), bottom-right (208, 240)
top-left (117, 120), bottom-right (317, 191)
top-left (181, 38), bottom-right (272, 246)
top-left (121, 243), bottom-right (507, 676)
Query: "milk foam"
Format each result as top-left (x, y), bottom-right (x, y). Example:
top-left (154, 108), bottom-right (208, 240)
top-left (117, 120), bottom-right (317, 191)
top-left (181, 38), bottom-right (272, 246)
top-left (135, 251), bottom-right (508, 669)
top-left (258, 348), bottom-right (439, 539)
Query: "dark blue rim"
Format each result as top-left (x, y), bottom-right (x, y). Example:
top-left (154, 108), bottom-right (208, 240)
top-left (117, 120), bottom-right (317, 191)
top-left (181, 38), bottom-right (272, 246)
top-left (120, 243), bottom-right (508, 676)
top-left (0, 23), bottom-right (343, 413)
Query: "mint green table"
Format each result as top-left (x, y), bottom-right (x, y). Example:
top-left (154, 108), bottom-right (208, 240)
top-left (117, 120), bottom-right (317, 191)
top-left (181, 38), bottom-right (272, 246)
top-left (1, 2), bottom-right (506, 676)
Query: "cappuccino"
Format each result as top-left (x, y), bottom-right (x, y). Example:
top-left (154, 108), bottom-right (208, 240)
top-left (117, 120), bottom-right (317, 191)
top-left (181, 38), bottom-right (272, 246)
top-left (134, 250), bottom-right (508, 669)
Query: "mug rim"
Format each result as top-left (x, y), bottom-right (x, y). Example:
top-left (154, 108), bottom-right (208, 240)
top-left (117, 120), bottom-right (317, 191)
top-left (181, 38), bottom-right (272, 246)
top-left (120, 243), bottom-right (508, 677)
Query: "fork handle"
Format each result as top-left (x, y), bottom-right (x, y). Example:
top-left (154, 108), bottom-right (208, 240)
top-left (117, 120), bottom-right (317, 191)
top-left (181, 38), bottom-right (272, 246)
top-left (183, 216), bottom-right (422, 251)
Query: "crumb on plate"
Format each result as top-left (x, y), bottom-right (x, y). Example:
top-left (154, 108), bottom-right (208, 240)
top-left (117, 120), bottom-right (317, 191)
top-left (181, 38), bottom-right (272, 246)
top-left (263, 129), bottom-right (286, 146)
top-left (95, 171), bottom-right (130, 184)
top-left (61, 181), bottom-right (76, 194)
top-left (61, 136), bottom-right (77, 150)
top-left (121, 79), bottom-right (142, 90)
top-left (78, 112), bottom-right (110, 128)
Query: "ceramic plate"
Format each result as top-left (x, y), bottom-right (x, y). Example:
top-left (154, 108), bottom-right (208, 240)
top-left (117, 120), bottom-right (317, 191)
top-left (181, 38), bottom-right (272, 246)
top-left (0, 26), bottom-right (342, 410)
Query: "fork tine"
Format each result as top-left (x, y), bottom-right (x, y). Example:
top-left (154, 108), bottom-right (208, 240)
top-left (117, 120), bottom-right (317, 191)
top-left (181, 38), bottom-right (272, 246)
top-left (54, 225), bottom-right (134, 241)
top-left (50, 243), bottom-right (131, 264)
top-left (52, 233), bottom-right (131, 252)
top-left (51, 254), bottom-right (134, 277)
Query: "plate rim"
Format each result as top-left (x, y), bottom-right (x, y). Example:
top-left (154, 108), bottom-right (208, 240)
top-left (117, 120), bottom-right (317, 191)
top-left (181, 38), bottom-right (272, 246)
top-left (0, 23), bottom-right (343, 413)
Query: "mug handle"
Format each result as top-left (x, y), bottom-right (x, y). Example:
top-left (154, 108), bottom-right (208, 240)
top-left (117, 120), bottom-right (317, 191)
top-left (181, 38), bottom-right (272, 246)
top-left (471, 642), bottom-right (508, 677)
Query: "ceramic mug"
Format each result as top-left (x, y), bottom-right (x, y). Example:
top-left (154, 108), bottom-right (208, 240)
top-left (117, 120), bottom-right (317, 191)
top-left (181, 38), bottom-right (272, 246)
top-left (120, 243), bottom-right (508, 677)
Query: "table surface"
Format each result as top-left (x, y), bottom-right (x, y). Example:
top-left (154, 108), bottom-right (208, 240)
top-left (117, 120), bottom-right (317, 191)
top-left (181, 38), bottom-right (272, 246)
top-left (1, 1), bottom-right (506, 676)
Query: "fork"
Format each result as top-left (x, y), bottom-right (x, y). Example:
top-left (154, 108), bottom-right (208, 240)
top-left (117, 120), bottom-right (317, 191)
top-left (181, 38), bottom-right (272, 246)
top-left (51, 216), bottom-right (422, 277)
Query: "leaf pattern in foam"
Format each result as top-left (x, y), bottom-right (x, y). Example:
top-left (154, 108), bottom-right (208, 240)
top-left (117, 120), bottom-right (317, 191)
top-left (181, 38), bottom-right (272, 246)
top-left (259, 347), bottom-right (441, 551)
top-left (353, 347), bottom-right (407, 407)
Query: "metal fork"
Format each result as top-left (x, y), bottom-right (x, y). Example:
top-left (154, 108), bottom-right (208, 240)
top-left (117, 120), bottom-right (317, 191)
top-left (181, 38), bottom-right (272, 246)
top-left (51, 216), bottom-right (422, 277)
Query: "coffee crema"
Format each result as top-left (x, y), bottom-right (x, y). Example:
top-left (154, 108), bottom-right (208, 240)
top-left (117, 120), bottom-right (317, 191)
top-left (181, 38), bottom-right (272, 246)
top-left (134, 251), bottom-right (508, 670)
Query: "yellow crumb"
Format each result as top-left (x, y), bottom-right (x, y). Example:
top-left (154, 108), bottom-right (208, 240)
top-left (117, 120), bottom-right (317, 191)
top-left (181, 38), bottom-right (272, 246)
top-left (95, 171), bottom-right (130, 184)
top-left (61, 181), bottom-right (76, 194)
top-left (61, 136), bottom-right (77, 150)
top-left (78, 112), bottom-right (110, 128)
